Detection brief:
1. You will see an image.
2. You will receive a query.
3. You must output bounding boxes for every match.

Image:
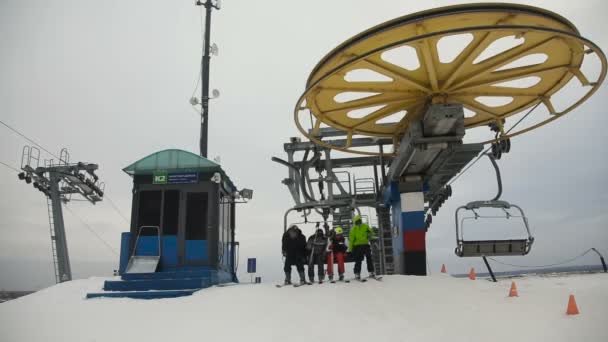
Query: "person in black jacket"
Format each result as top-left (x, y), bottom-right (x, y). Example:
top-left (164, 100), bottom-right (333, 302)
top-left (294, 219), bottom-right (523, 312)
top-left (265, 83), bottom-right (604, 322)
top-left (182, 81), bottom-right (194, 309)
top-left (282, 225), bottom-right (307, 285)
top-left (306, 228), bottom-right (327, 284)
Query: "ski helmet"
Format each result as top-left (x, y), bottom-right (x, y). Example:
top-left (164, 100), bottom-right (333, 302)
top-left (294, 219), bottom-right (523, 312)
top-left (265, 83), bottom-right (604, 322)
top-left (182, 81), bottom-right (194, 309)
top-left (334, 227), bottom-right (343, 234)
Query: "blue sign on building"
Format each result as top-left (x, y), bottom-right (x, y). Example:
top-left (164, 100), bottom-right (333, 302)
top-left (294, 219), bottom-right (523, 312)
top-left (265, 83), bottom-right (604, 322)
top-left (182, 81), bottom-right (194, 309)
top-left (168, 173), bottom-right (198, 184)
top-left (247, 258), bottom-right (256, 273)
top-left (152, 171), bottom-right (198, 185)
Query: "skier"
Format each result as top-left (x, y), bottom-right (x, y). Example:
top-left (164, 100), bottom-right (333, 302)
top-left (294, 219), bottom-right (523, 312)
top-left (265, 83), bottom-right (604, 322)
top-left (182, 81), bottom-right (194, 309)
top-left (306, 227), bottom-right (327, 283)
top-left (282, 225), bottom-right (307, 285)
top-left (348, 215), bottom-right (376, 280)
top-left (326, 226), bottom-right (347, 282)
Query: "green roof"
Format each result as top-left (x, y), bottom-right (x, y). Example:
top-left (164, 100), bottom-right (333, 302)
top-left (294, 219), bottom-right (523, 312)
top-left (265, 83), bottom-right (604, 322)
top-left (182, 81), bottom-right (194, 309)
top-left (123, 149), bottom-right (236, 191)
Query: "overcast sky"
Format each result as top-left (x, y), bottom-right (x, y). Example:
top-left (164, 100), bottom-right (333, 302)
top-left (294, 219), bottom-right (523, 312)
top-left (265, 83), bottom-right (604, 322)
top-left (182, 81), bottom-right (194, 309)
top-left (1, 0), bottom-right (607, 290)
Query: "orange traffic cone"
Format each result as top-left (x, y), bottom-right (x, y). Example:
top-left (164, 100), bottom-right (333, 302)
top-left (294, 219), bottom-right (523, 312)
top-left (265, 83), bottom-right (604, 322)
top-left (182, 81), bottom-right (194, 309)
top-left (566, 294), bottom-right (580, 315)
top-left (469, 268), bottom-right (476, 280)
top-left (508, 281), bottom-right (518, 297)
top-left (441, 264), bottom-right (447, 273)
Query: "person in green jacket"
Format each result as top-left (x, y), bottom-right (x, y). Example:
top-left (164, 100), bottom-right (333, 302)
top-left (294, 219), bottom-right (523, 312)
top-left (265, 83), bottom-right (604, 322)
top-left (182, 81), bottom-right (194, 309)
top-left (348, 215), bottom-right (375, 280)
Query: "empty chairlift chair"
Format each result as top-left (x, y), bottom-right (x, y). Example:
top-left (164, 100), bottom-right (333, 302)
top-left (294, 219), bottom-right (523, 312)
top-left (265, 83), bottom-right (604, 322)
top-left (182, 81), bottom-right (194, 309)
top-left (454, 200), bottom-right (534, 257)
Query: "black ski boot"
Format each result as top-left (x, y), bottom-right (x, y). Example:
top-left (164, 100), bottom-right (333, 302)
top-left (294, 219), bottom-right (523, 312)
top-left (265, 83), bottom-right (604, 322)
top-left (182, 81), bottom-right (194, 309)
top-left (284, 272), bottom-right (292, 286)
top-left (338, 274), bottom-right (344, 281)
top-left (299, 271), bottom-right (307, 285)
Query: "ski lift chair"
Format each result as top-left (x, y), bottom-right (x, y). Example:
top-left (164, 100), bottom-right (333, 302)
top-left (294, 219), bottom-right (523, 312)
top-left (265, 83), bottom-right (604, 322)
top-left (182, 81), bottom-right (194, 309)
top-left (455, 200), bottom-right (534, 257)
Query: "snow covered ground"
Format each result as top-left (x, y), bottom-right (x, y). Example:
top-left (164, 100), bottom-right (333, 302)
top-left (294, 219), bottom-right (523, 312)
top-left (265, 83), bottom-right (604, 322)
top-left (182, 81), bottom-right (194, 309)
top-left (0, 273), bottom-right (606, 342)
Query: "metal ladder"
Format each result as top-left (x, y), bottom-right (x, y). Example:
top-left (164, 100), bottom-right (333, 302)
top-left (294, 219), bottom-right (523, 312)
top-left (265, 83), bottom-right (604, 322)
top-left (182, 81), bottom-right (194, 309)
top-left (46, 196), bottom-right (60, 283)
top-left (371, 227), bottom-right (383, 275)
top-left (376, 207), bottom-right (394, 275)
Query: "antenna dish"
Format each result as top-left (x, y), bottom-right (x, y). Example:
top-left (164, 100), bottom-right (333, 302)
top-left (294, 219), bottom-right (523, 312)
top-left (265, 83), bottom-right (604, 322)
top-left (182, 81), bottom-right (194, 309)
top-left (212, 89), bottom-right (220, 98)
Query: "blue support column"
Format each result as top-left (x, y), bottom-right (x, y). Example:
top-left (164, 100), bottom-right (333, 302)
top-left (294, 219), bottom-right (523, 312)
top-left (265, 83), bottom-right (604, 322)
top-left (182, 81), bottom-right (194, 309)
top-left (387, 180), bottom-right (427, 275)
top-left (400, 189), bottom-right (427, 275)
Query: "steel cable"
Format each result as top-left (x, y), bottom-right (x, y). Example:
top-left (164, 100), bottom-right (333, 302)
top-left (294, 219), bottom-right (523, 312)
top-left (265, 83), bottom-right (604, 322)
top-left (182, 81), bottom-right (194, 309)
top-left (487, 248), bottom-right (597, 268)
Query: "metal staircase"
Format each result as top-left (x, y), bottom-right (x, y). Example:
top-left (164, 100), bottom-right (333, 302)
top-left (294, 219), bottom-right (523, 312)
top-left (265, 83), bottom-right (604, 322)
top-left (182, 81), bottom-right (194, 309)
top-left (332, 206), bottom-right (353, 233)
top-left (376, 207), bottom-right (394, 275)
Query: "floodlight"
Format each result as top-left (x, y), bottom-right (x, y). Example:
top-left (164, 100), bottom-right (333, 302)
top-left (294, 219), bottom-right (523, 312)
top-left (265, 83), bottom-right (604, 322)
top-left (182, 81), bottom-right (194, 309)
top-left (18, 172), bottom-right (25, 180)
top-left (25, 176), bottom-right (32, 184)
top-left (210, 172), bottom-right (222, 184)
top-left (240, 188), bottom-right (253, 200)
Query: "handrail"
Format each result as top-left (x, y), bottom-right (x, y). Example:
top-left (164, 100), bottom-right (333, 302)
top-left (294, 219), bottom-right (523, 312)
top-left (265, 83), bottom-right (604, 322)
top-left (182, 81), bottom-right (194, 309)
top-left (333, 171), bottom-right (352, 195)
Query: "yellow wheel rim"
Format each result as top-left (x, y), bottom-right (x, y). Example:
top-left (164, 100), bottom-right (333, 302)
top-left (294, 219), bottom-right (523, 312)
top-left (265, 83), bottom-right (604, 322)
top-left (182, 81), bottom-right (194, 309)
top-left (294, 4), bottom-right (606, 155)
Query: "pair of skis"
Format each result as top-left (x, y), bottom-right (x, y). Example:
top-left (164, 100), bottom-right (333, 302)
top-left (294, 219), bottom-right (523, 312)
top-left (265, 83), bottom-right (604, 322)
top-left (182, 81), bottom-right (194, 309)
top-left (329, 279), bottom-right (350, 284)
top-left (276, 275), bottom-right (381, 287)
top-left (275, 279), bottom-right (330, 288)
top-left (275, 282), bottom-right (312, 288)
top-left (354, 275), bottom-right (383, 282)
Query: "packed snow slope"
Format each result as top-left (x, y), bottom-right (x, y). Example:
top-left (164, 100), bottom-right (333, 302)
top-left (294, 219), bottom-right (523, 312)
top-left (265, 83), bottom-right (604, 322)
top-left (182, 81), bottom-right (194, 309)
top-left (1, 273), bottom-right (606, 342)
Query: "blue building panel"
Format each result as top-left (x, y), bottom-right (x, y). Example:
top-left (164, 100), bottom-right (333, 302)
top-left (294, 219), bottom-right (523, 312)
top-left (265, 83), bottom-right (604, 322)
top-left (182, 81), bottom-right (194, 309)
top-left (185, 240), bottom-right (208, 262)
top-left (135, 236), bottom-right (160, 256)
top-left (161, 235), bottom-right (178, 267)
